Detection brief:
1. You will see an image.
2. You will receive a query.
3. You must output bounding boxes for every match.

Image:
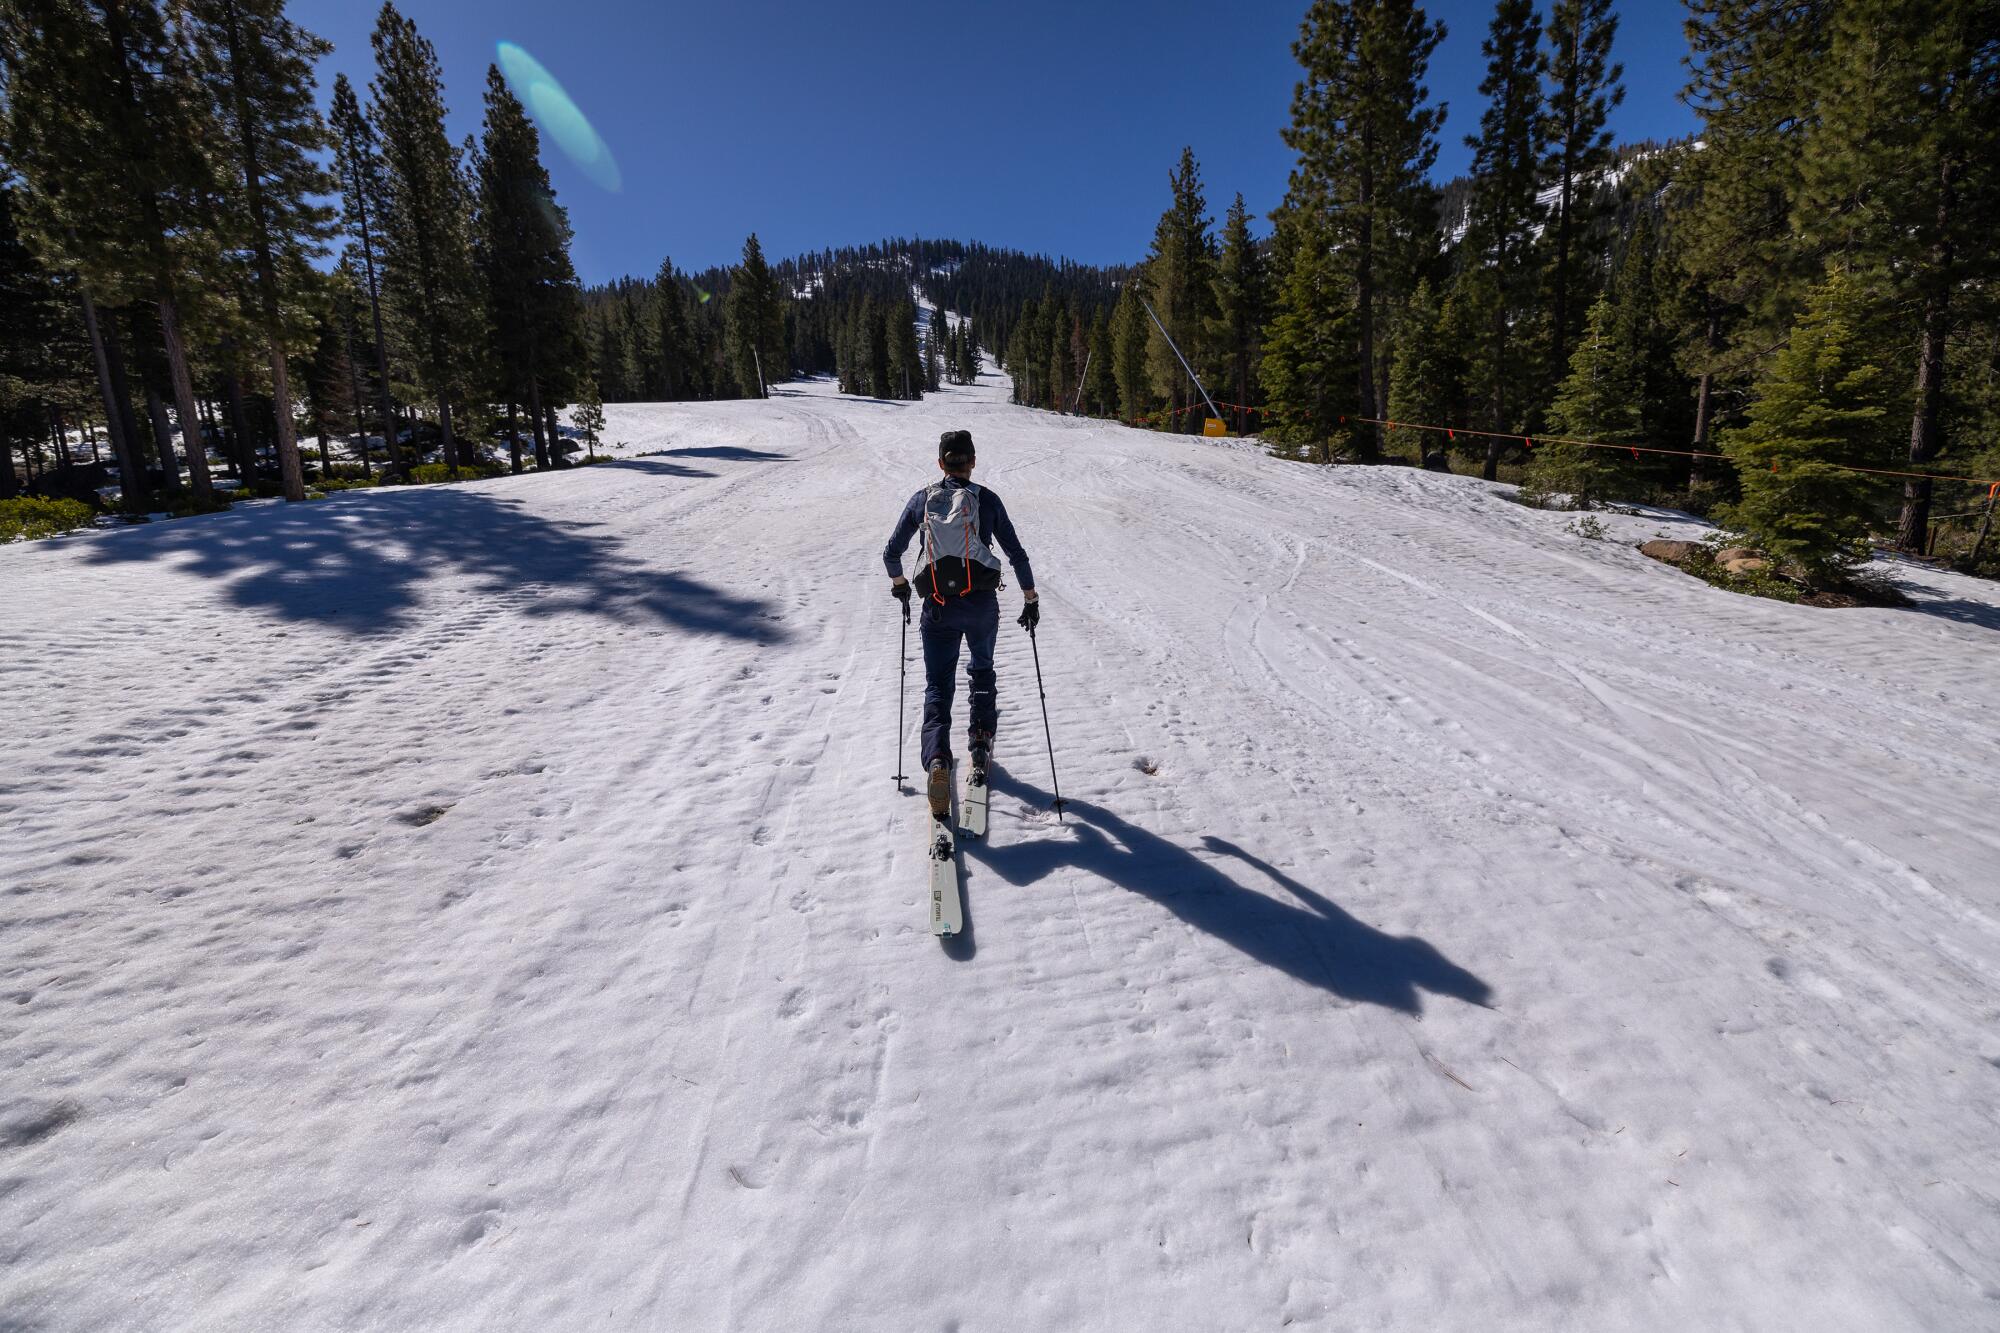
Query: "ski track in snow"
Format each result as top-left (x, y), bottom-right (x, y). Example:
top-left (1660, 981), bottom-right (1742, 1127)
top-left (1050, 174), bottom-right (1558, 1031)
top-left (4, 360), bottom-right (2000, 1330)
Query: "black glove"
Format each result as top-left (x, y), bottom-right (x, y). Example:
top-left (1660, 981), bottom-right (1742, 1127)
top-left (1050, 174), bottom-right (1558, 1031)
top-left (891, 581), bottom-right (911, 606)
top-left (1017, 599), bottom-right (1040, 632)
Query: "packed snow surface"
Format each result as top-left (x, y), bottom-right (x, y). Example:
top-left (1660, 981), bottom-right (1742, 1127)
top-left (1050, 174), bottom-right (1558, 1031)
top-left (6, 365), bottom-right (2000, 1331)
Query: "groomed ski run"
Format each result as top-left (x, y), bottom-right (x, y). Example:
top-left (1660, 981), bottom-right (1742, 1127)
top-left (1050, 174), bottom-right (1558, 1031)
top-left (5, 361), bottom-right (2000, 1330)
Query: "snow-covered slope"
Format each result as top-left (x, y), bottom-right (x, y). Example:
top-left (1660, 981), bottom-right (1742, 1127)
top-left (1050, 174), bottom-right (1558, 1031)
top-left (6, 365), bottom-right (2000, 1331)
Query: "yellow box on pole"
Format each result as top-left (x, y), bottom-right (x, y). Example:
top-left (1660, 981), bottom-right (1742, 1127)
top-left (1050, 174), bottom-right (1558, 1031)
top-left (1203, 418), bottom-right (1227, 437)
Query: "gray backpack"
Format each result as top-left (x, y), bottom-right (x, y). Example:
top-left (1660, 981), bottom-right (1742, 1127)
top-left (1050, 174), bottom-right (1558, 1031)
top-left (918, 481), bottom-right (1002, 599)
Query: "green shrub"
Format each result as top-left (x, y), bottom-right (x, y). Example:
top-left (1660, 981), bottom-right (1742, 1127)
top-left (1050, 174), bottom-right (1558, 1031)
top-left (313, 476), bottom-right (379, 492)
top-left (408, 462), bottom-right (503, 484)
top-left (161, 492), bottom-right (233, 518)
top-left (0, 496), bottom-right (97, 542)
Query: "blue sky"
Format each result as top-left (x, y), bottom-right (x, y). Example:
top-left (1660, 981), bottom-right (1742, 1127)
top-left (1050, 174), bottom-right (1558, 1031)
top-left (294, 0), bottom-right (1699, 285)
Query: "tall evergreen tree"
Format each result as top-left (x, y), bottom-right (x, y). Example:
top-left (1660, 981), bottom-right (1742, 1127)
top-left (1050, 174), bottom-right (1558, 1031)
top-left (471, 63), bottom-right (585, 471)
top-left (723, 233), bottom-right (786, 397)
top-left (1141, 148), bottom-right (1218, 432)
top-left (1677, 0), bottom-right (1832, 457)
top-left (1386, 277), bottom-right (1463, 459)
top-left (1283, 0), bottom-right (1447, 458)
top-left (1461, 0), bottom-right (1548, 476)
top-left (193, 0), bottom-right (337, 502)
top-left (1110, 285), bottom-right (1151, 422)
top-left (1540, 0), bottom-right (1623, 379)
top-left (370, 1), bottom-right (480, 470)
top-left (327, 72), bottom-right (401, 468)
top-left (1208, 193), bottom-right (1270, 430)
top-left (1, 0), bottom-right (220, 501)
top-left (1259, 207), bottom-right (1358, 459)
top-left (1798, 0), bottom-right (2000, 550)
top-left (1719, 273), bottom-right (1898, 582)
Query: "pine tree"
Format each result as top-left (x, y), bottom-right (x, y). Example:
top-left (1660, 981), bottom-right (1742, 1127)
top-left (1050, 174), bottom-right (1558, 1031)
top-left (1463, 0), bottom-right (1548, 477)
top-left (1386, 278), bottom-right (1462, 460)
top-left (1719, 273), bottom-right (1898, 582)
top-left (1110, 284), bottom-right (1151, 422)
top-left (1540, 0), bottom-right (1623, 379)
top-left (1, 0), bottom-right (221, 502)
top-left (1798, 0), bottom-right (2000, 550)
top-left (1087, 310), bottom-right (1118, 417)
top-left (192, 0), bottom-right (338, 503)
top-left (1677, 0), bottom-right (1832, 456)
top-left (1283, 0), bottom-right (1447, 458)
top-left (1259, 206), bottom-right (1359, 460)
top-left (472, 63), bottom-right (585, 469)
top-left (888, 297), bottom-right (923, 399)
top-left (1141, 148), bottom-right (1218, 432)
top-left (328, 72), bottom-right (401, 468)
top-left (956, 318), bottom-right (979, 383)
top-left (573, 375), bottom-right (604, 461)
top-left (0, 181), bottom-right (89, 498)
top-left (370, 2), bottom-right (481, 471)
top-left (1524, 296), bottom-right (1639, 508)
top-left (723, 233), bottom-right (785, 397)
top-left (1208, 193), bottom-right (1270, 431)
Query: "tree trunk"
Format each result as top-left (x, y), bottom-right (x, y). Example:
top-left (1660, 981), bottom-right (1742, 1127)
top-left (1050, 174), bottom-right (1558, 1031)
top-left (1689, 310), bottom-right (1719, 488)
top-left (156, 297), bottom-right (215, 498)
top-left (1895, 163), bottom-right (1956, 552)
top-left (1355, 165), bottom-right (1379, 461)
top-left (215, 0), bottom-right (306, 502)
top-left (144, 380), bottom-right (180, 491)
top-left (102, 314), bottom-right (145, 480)
top-left (100, 0), bottom-right (212, 501)
top-left (528, 375), bottom-right (551, 468)
top-left (224, 369), bottom-right (255, 481)
top-left (80, 290), bottom-right (144, 504)
top-left (546, 402), bottom-right (562, 468)
top-left (440, 399), bottom-right (458, 472)
top-left (341, 298), bottom-right (371, 478)
top-left (506, 401), bottom-right (523, 474)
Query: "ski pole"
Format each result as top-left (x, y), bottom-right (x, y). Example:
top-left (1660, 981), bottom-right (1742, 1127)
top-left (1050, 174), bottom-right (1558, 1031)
top-left (1026, 622), bottom-right (1066, 820)
top-left (893, 597), bottom-right (910, 787)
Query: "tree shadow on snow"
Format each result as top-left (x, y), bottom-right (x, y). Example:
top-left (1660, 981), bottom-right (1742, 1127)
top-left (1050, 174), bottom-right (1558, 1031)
top-left (78, 484), bottom-right (788, 643)
top-left (602, 458), bottom-right (716, 479)
top-left (1897, 589), bottom-right (2000, 634)
top-left (653, 445), bottom-right (791, 463)
top-left (968, 770), bottom-right (1492, 1015)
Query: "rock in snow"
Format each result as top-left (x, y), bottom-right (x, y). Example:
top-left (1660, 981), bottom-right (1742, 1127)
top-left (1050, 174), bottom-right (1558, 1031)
top-left (4, 366), bottom-right (2000, 1330)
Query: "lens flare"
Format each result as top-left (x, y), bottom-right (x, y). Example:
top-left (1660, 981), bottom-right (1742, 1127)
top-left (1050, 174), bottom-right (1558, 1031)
top-left (496, 41), bottom-right (621, 193)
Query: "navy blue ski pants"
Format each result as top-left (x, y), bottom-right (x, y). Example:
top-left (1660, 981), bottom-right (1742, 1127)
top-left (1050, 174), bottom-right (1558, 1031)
top-left (919, 590), bottom-right (999, 770)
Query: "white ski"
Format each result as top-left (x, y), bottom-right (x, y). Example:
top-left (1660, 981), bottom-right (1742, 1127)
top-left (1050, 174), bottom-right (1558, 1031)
top-left (927, 816), bottom-right (962, 936)
top-left (926, 763), bottom-right (963, 937)
top-left (961, 752), bottom-right (990, 840)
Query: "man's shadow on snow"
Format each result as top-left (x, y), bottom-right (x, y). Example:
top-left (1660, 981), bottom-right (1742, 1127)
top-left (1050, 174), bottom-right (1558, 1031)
top-left (79, 483), bottom-right (788, 643)
top-left (964, 770), bottom-right (1492, 1016)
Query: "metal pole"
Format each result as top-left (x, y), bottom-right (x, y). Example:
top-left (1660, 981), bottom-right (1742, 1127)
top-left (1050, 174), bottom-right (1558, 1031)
top-left (1026, 622), bottom-right (1065, 820)
top-left (893, 598), bottom-right (910, 786)
top-left (1139, 296), bottom-right (1222, 425)
top-left (752, 346), bottom-right (768, 399)
top-left (1069, 348), bottom-right (1092, 414)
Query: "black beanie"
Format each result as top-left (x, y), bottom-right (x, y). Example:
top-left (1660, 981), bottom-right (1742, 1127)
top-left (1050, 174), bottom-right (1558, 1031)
top-left (939, 429), bottom-right (974, 462)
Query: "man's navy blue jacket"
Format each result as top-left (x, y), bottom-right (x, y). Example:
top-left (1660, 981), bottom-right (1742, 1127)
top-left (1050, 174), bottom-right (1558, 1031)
top-left (882, 477), bottom-right (1035, 595)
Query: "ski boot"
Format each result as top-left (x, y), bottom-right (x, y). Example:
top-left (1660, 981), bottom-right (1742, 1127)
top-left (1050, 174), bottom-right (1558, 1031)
top-left (926, 758), bottom-right (952, 820)
top-left (968, 730), bottom-right (993, 786)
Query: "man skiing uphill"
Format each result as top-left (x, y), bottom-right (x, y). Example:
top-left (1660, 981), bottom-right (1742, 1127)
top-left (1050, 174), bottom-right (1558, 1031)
top-left (883, 429), bottom-right (1038, 819)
